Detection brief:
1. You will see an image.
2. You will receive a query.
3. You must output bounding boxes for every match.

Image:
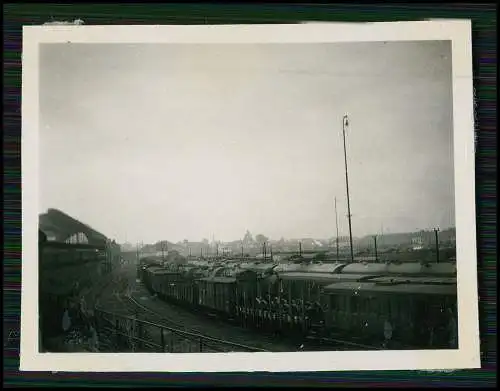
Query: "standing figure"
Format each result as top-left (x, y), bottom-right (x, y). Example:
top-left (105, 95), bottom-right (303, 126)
top-left (62, 307), bottom-right (72, 333)
top-left (383, 318), bottom-right (393, 349)
top-left (448, 308), bottom-right (458, 349)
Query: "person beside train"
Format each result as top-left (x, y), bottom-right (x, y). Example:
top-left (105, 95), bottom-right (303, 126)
top-left (447, 307), bottom-right (458, 349)
top-left (255, 296), bottom-right (262, 329)
top-left (270, 297), bottom-right (280, 336)
top-left (305, 301), bottom-right (315, 332)
top-left (291, 300), bottom-right (300, 338)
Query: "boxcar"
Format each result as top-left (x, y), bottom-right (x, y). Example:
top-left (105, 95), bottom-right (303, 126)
top-left (176, 266), bottom-right (207, 307)
top-left (323, 281), bottom-right (458, 349)
top-left (143, 266), bottom-right (166, 293)
top-left (196, 267), bottom-right (239, 317)
top-left (149, 267), bottom-right (180, 300)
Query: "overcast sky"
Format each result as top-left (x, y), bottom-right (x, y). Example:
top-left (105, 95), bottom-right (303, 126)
top-left (39, 41), bottom-right (455, 244)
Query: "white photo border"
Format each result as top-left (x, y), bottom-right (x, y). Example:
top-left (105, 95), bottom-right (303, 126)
top-left (21, 20), bottom-right (480, 372)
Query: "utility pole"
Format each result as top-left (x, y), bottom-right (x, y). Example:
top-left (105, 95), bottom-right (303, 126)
top-left (434, 228), bottom-right (440, 263)
top-left (263, 242), bottom-right (267, 262)
top-left (335, 196), bottom-right (340, 262)
top-left (373, 235), bottom-right (378, 263)
top-left (342, 114), bottom-right (355, 263)
top-left (241, 244), bottom-right (244, 260)
top-left (299, 241), bottom-right (302, 257)
top-left (270, 244), bottom-right (273, 262)
top-left (161, 241), bottom-right (165, 262)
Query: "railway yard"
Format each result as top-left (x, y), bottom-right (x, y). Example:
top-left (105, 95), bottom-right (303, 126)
top-left (95, 264), bottom-right (298, 353)
top-left (37, 210), bottom-right (458, 354)
top-left (44, 262), bottom-right (301, 353)
top-left (39, 250), bottom-right (460, 354)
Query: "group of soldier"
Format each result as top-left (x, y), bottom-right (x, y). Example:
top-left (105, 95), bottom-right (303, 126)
top-left (235, 294), bottom-right (325, 338)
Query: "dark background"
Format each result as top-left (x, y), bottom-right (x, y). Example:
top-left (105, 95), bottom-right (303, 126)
top-left (3, 3), bottom-right (496, 388)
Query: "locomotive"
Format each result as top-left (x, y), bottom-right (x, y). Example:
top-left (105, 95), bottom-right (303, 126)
top-left (139, 258), bottom-right (458, 350)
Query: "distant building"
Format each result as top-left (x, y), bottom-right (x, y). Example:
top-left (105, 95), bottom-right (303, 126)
top-left (219, 246), bottom-right (232, 255)
top-left (411, 236), bottom-right (424, 251)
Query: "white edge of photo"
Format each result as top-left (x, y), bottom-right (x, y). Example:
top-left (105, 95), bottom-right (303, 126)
top-left (20, 20), bottom-right (480, 373)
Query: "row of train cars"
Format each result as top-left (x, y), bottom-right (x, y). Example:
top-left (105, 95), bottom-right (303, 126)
top-left (138, 257), bottom-right (458, 350)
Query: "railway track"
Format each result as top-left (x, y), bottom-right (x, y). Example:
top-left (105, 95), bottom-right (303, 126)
top-left (96, 271), bottom-right (382, 352)
top-left (124, 289), bottom-right (382, 352)
top-left (95, 282), bottom-right (272, 352)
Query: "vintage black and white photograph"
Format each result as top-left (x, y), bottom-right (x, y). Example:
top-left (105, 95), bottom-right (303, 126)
top-left (22, 22), bottom-right (479, 372)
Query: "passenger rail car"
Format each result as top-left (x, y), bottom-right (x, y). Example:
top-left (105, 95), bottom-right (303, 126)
top-left (323, 281), bottom-right (457, 349)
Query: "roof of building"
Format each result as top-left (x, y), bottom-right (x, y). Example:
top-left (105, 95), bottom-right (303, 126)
top-left (39, 208), bottom-right (108, 247)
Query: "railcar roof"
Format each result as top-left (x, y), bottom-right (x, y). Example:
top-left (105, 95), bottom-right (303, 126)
top-left (239, 262), bottom-right (278, 272)
top-left (323, 281), bottom-right (457, 296)
top-left (278, 272), bottom-right (382, 282)
top-left (371, 276), bottom-right (457, 285)
top-left (187, 260), bottom-right (210, 267)
top-left (274, 262), bottom-right (346, 274)
top-left (150, 268), bottom-right (180, 275)
top-left (305, 263), bottom-right (346, 273)
top-left (274, 264), bottom-right (305, 273)
top-left (146, 266), bottom-right (168, 274)
top-left (278, 272), bottom-right (350, 282)
top-left (387, 262), bottom-right (456, 276)
top-left (197, 276), bottom-right (237, 284)
top-left (340, 263), bottom-right (389, 274)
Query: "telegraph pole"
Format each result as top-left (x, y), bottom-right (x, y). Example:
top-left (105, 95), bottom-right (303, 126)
top-left (263, 242), bottom-right (267, 261)
top-left (335, 196), bottom-right (340, 261)
top-left (299, 241), bottom-right (302, 257)
top-left (373, 235), bottom-right (378, 263)
top-left (270, 244), bottom-right (273, 262)
top-left (434, 228), bottom-right (440, 263)
top-left (342, 114), bottom-right (354, 263)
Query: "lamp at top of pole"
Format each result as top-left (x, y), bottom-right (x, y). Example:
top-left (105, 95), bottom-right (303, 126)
top-left (343, 114), bottom-right (349, 128)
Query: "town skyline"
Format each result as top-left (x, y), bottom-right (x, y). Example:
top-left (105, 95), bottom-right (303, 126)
top-left (39, 207), bottom-right (456, 248)
top-left (118, 226), bottom-right (456, 249)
